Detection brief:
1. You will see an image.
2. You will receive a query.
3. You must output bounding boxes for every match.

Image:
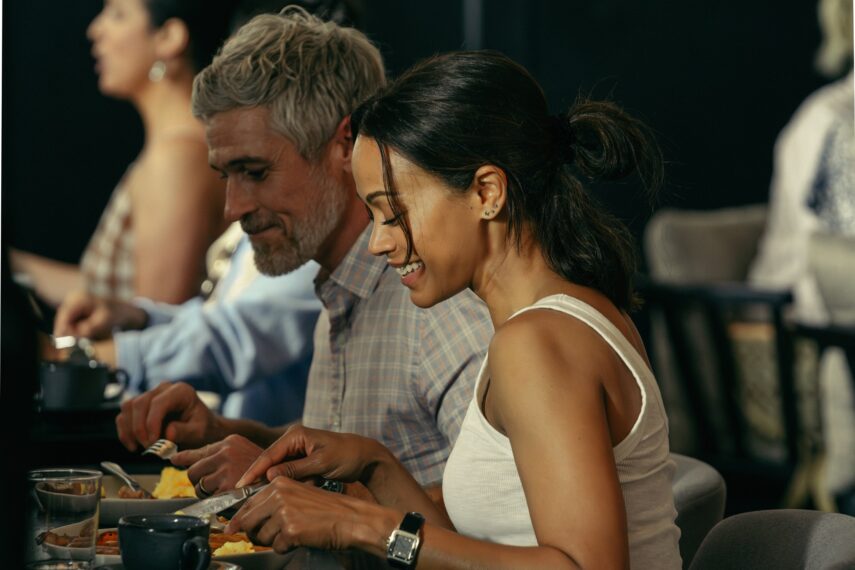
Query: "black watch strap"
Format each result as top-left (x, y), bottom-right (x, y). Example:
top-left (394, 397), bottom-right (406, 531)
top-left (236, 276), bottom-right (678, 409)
top-left (399, 512), bottom-right (425, 534)
top-left (387, 512), bottom-right (425, 568)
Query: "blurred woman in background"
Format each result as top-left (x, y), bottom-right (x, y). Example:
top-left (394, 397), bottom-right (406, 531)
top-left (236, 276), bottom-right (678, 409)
top-left (13, 0), bottom-right (235, 306)
top-left (750, 0), bottom-right (854, 514)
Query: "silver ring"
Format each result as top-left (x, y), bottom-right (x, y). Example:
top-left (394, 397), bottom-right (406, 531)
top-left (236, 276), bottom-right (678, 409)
top-left (197, 477), bottom-right (212, 497)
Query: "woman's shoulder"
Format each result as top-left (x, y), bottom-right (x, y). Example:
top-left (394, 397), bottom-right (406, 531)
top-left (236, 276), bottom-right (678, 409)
top-left (489, 307), bottom-right (616, 384)
top-left (141, 129), bottom-right (209, 169)
top-left (129, 129), bottom-right (219, 196)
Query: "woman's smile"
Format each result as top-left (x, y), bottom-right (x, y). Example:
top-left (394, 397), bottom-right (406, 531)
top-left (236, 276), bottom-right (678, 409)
top-left (396, 260), bottom-right (425, 287)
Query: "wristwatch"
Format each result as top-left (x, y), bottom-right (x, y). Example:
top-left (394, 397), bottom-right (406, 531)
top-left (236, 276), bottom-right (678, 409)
top-left (386, 512), bottom-right (425, 568)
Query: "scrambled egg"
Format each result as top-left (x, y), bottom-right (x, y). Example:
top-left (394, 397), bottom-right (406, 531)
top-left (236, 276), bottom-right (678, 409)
top-left (151, 467), bottom-right (197, 499)
top-left (213, 541), bottom-right (255, 556)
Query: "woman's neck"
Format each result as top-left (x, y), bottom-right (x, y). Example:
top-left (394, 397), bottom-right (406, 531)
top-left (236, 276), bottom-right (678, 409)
top-left (132, 69), bottom-right (201, 145)
top-left (472, 225), bottom-right (570, 326)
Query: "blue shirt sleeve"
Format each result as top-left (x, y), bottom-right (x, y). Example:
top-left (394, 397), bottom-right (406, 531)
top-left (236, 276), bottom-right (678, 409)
top-left (116, 259), bottom-right (322, 395)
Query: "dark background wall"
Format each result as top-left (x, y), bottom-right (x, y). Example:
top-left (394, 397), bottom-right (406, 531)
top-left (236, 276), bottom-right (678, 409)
top-left (2, 0), bottom-right (827, 264)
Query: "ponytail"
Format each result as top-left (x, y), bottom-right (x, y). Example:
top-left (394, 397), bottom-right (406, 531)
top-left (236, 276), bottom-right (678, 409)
top-left (563, 98), bottom-right (663, 195)
top-left (534, 98), bottom-right (663, 309)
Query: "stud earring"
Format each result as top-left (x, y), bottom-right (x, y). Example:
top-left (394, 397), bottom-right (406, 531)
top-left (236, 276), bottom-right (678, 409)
top-left (148, 60), bottom-right (166, 82)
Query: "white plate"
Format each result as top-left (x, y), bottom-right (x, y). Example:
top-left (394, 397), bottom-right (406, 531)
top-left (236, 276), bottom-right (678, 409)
top-left (40, 518), bottom-right (98, 561)
top-left (100, 474), bottom-right (198, 527)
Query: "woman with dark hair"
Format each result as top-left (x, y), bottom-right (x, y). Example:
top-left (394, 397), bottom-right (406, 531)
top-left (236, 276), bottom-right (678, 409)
top-left (13, 0), bottom-right (235, 306)
top-left (228, 50), bottom-right (681, 569)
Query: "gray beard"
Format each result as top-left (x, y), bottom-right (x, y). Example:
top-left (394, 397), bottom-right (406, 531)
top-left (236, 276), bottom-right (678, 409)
top-left (251, 169), bottom-right (347, 276)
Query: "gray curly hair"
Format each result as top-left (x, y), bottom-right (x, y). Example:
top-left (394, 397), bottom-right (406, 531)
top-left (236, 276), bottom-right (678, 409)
top-left (192, 6), bottom-right (385, 159)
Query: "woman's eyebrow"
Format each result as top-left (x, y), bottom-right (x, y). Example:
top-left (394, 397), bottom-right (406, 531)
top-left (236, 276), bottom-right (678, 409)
top-left (364, 190), bottom-right (387, 204)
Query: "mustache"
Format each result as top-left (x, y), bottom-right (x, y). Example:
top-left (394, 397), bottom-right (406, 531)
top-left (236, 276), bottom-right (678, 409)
top-left (240, 214), bottom-right (282, 234)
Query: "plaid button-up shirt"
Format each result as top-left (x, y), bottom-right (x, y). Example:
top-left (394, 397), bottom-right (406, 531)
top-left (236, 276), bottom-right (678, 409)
top-left (302, 227), bottom-right (493, 486)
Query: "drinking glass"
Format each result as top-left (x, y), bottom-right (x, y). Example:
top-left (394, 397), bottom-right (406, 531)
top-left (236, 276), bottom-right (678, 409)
top-left (26, 468), bottom-right (102, 568)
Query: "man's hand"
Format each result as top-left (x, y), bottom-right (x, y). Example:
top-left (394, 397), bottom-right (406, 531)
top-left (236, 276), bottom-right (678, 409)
top-left (54, 289), bottom-right (148, 339)
top-left (170, 435), bottom-right (264, 496)
top-left (115, 382), bottom-right (226, 452)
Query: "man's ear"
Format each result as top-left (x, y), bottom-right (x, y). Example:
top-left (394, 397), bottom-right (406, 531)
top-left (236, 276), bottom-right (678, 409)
top-left (329, 115), bottom-right (354, 173)
top-left (469, 164), bottom-right (507, 220)
top-left (154, 17), bottom-right (190, 63)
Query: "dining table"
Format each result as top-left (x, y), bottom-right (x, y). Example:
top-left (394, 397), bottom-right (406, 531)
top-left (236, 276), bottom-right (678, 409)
top-left (26, 403), bottom-right (364, 569)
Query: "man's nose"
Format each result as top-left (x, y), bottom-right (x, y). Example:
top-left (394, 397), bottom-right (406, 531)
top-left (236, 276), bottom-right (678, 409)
top-left (223, 180), bottom-right (256, 223)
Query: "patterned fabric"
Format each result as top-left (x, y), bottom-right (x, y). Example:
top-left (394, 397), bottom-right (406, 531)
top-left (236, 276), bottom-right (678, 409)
top-left (80, 177), bottom-right (135, 300)
top-left (807, 118), bottom-right (855, 236)
top-left (302, 227), bottom-right (493, 487)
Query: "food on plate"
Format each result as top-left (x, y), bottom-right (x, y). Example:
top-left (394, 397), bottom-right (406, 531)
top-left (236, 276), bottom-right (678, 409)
top-left (40, 481), bottom-right (97, 496)
top-left (117, 486), bottom-right (149, 499)
top-left (96, 530), bottom-right (119, 555)
top-left (94, 527), bottom-right (271, 557)
top-left (151, 466), bottom-right (196, 499)
top-left (114, 466), bottom-right (196, 500)
top-left (39, 518), bottom-right (95, 548)
top-left (210, 527), bottom-right (271, 555)
top-left (212, 539), bottom-right (254, 556)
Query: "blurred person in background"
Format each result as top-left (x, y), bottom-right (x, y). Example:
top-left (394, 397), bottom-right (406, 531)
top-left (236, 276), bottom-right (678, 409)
top-left (50, 223), bottom-right (322, 426)
top-left (43, 1), bottom-right (361, 431)
top-left (750, 0), bottom-right (853, 321)
top-left (749, 0), bottom-right (854, 513)
top-left (12, 0), bottom-right (237, 307)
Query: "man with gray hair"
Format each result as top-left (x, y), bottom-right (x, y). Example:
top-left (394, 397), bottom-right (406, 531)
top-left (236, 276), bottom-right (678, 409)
top-left (114, 7), bottom-right (492, 498)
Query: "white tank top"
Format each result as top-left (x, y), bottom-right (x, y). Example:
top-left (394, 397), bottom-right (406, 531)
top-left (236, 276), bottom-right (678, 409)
top-left (442, 294), bottom-right (682, 569)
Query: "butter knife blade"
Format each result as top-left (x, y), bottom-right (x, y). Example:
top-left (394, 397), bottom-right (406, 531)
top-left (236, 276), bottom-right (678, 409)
top-left (176, 483), bottom-right (267, 518)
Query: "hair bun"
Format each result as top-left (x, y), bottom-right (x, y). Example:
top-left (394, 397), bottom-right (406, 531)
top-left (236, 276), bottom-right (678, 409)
top-left (548, 115), bottom-right (576, 164)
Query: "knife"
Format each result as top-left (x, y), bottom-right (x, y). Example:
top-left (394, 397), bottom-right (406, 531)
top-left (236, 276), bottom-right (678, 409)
top-left (176, 482), bottom-right (267, 518)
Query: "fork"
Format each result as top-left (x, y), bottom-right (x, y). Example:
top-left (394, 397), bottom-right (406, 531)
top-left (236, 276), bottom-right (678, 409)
top-left (142, 438), bottom-right (178, 460)
top-left (100, 461), bottom-right (153, 498)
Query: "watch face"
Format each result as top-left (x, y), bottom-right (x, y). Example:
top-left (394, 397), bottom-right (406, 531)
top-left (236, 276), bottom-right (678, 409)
top-left (391, 534), bottom-right (416, 559)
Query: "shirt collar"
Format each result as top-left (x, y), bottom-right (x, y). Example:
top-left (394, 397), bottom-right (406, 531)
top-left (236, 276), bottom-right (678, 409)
top-left (315, 225), bottom-right (387, 301)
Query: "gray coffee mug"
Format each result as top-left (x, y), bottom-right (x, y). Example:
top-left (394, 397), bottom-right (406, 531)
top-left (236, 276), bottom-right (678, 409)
top-left (118, 514), bottom-right (210, 570)
top-left (38, 360), bottom-right (126, 411)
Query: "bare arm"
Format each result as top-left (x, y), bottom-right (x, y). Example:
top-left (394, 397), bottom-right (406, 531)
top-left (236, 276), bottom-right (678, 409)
top-left (354, 317), bottom-right (630, 569)
top-left (10, 249), bottom-right (82, 307)
top-left (53, 290), bottom-right (148, 338)
top-left (130, 138), bottom-right (226, 303)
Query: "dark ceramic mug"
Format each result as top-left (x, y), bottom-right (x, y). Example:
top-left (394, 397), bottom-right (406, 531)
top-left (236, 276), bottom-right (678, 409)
top-left (38, 360), bottom-right (126, 411)
top-left (118, 514), bottom-right (210, 570)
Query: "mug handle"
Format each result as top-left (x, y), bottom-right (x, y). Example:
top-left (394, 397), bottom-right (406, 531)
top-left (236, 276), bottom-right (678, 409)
top-left (104, 368), bottom-right (129, 403)
top-left (182, 535), bottom-right (211, 570)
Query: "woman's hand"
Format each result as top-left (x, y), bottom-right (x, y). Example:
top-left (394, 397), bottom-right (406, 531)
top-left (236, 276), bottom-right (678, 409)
top-left (170, 435), bottom-right (263, 496)
top-left (226, 476), bottom-right (397, 555)
top-left (235, 425), bottom-right (387, 488)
